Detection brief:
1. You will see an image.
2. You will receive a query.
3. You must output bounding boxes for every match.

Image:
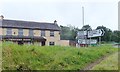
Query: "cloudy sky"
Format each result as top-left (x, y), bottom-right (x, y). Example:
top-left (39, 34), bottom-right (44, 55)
top-left (0, 0), bottom-right (119, 30)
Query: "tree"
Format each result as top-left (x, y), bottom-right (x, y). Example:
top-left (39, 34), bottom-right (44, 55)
top-left (112, 31), bottom-right (120, 43)
top-left (80, 25), bottom-right (92, 31)
top-left (60, 25), bottom-right (79, 40)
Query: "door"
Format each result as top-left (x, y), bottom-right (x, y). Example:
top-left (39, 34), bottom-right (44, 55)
top-left (41, 41), bottom-right (45, 46)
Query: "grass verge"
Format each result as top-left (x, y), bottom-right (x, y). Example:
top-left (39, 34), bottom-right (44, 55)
top-left (2, 42), bottom-right (118, 70)
top-left (91, 52), bottom-right (118, 70)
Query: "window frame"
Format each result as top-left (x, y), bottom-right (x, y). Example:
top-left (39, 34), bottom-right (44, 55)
top-left (29, 29), bottom-right (33, 36)
top-left (6, 28), bottom-right (12, 35)
top-left (18, 28), bottom-right (23, 36)
top-left (49, 42), bottom-right (55, 46)
top-left (41, 30), bottom-right (45, 37)
top-left (50, 31), bottom-right (54, 37)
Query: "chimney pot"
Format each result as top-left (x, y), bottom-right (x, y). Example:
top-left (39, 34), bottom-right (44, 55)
top-left (0, 15), bottom-right (4, 20)
top-left (54, 20), bottom-right (57, 24)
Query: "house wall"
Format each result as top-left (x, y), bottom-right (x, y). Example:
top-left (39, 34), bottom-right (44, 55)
top-left (12, 29), bottom-right (18, 36)
top-left (23, 29), bottom-right (29, 36)
top-left (34, 30), bottom-right (40, 36)
top-left (59, 40), bottom-right (70, 46)
top-left (0, 28), bottom-right (2, 35)
top-left (2, 28), bottom-right (6, 35)
top-left (1, 28), bottom-right (61, 46)
top-left (45, 30), bottom-right (60, 46)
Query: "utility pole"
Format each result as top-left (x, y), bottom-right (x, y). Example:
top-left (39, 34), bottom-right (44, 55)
top-left (82, 6), bottom-right (84, 27)
top-left (82, 6), bottom-right (84, 47)
top-left (82, 6), bottom-right (87, 47)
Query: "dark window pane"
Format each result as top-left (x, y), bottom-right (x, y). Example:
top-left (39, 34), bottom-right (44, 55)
top-left (29, 29), bottom-right (33, 36)
top-left (18, 29), bottom-right (23, 36)
top-left (6, 28), bottom-right (12, 35)
top-left (50, 31), bottom-right (54, 37)
top-left (49, 42), bottom-right (55, 45)
top-left (41, 30), bottom-right (45, 36)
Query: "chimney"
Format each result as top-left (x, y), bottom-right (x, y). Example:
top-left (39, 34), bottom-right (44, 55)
top-left (54, 20), bottom-right (57, 24)
top-left (0, 15), bottom-right (4, 20)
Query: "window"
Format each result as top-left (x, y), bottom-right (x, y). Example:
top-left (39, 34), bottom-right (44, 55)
top-left (18, 29), bottom-right (23, 36)
top-left (6, 28), bottom-right (12, 35)
top-left (49, 42), bottom-right (55, 46)
top-left (29, 29), bottom-right (33, 36)
top-left (50, 31), bottom-right (54, 37)
top-left (41, 30), bottom-right (45, 36)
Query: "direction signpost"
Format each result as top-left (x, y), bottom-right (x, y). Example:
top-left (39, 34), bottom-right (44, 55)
top-left (76, 29), bottom-right (105, 47)
top-left (87, 29), bottom-right (105, 46)
top-left (78, 39), bottom-right (97, 44)
top-left (77, 31), bottom-right (87, 39)
top-left (87, 29), bottom-right (105, 38)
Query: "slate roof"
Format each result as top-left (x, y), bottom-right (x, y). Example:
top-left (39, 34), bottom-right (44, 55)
top-left (0, 19), bottom-right (60, 31)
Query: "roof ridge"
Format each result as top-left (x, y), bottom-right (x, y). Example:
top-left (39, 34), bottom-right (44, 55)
top-left (3, 19), bottom-right (54, 24)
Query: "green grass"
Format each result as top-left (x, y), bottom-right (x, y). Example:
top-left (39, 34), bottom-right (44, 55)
top-left (92, 52), bottom-right (118, 70)
top-left (2, 42), bottom-right (118, 70)
top-left (0, 42), bottom-right (2, 71)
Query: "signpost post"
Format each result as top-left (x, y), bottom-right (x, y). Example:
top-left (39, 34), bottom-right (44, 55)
top-left (99, 37), bottom-right (101, 45)
top-left (90, 37), bottom-right (91, 47)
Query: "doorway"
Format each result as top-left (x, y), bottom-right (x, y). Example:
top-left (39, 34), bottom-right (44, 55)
top-left (18, 41), bottom-right (24, 45)
top-left (41, 41), bottom-right (45, 46)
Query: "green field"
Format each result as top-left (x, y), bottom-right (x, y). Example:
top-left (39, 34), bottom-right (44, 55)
top-left (2, 42), bottom-right (118, 70)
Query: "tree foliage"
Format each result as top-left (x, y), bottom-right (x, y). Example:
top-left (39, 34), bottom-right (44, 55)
top-left (112, 31), bottom-right (120, 43)
top-left (60, 25), bottom-right (79, 40)
top-left (82, 25), bottom-right (92, 31)
top-left (60, 25), bottom-right (120, 43)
